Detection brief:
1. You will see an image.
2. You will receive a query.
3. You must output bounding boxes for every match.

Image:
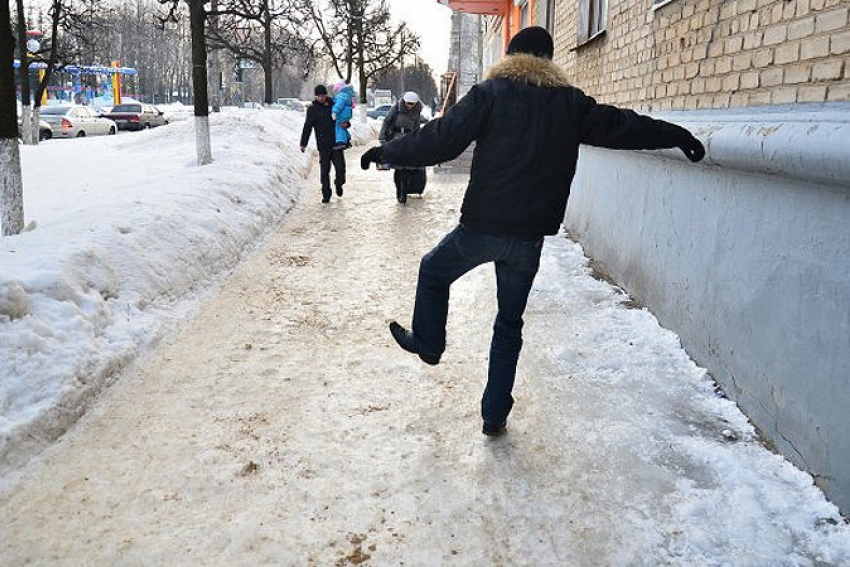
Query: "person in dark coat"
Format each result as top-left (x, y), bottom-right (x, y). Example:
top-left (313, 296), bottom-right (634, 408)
top-left (301, 84), bottom-right (346, 203)
top-left (361, 27), bottom-right (705, 436)
top-left (380, 91), bottom-right (427, 204)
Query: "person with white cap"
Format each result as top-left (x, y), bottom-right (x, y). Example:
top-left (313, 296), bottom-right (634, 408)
top-left (361, 26), bottom-right (705, 437)
top-left (379, 91), bottom-right (427, 204)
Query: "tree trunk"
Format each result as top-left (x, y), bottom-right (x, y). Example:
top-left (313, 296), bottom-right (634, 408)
top-left (31, 107), bottom-right (41, 143)
top-left (345, 5), bottom-right (354, 84)
top-left (33, 0), bottom-right (60, 117)
top-left (189, 0), bottom-right (212, 165)
top-left (209, 51), bottom-right (221, 112)
top-left (15, 0), bottom-right (34, 145)
top-left (208, 0), bottom-right (221, 112)
top-left (399, 32), bottom-right (405, 96)
top-left (263, 59), bottom-right (273, 105)
top-left (356, 5), bottom-right (367, 107)
top-left (263, 14), bottom-right (273, 105)
top-left (1, 2), bottom-right (25, 236)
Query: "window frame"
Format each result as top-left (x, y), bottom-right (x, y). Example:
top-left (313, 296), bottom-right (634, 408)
top-left (577, 0), bottom-right (607, 46)
top-left (545, 0), bottom-right (557, 33)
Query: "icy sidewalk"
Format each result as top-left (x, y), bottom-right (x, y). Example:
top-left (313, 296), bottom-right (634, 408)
top-left (0, 154), bottom-right (848, 565)
top-left (0, 110), bottom-right (376, 477)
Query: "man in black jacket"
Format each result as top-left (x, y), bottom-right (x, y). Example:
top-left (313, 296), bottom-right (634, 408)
top-left (361, 27), bottom-right (705, 437)
top-left (301, 84), bottom-right (346, 203)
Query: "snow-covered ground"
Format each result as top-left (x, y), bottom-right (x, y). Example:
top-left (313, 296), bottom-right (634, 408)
top-left (1, 109), bottom-right (850, 564)
top-left (0, 110), bottom-right (377, 473)
top-left (0, 150), bottom-right (848, 564)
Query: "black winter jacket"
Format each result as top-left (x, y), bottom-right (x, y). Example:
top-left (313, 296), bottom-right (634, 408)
top-left (300, 97), bottom-right (335, 151)
top-left (382, 54), bottom-right (693, 236)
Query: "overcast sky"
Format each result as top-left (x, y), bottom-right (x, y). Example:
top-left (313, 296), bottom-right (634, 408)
top-left (386, 0), bottom-right (453, 80)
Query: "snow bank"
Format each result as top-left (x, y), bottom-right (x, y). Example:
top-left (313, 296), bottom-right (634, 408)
top-left (0, 109), bottom-right (377, 472)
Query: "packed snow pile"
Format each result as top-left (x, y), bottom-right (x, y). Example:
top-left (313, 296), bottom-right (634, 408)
top-left (0, 109), bottom-right (377, 472)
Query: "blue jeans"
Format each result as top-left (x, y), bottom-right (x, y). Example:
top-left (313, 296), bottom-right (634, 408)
top-left (412, 224), bottom-right (543, 425)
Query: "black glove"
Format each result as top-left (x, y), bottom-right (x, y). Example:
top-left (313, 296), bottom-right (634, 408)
top-left (361, 146), bottom-right (384, 170)
top-left (678, 132), bottom-right (706, 163)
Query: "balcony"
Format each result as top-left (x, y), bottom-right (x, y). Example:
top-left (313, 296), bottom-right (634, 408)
top-left (436, 0), bottom-right (506, 15)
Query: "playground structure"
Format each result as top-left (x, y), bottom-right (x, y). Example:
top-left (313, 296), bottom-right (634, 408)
top-left (13, 60), bottom-right (138, 108)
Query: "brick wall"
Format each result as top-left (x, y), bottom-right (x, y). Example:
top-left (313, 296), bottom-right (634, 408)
top-left (551, 0), bottom-right (849, 110)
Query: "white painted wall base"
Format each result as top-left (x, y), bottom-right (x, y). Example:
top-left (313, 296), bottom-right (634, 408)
top-left (564, 103), bottom-right (850, 514)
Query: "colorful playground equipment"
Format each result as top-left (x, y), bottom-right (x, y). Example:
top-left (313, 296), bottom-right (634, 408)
top-left (13, 60), bottom-right (138, 107)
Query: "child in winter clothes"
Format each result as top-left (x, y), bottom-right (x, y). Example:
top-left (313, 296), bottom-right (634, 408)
top-left (331, 82), bottom-right (356, 150)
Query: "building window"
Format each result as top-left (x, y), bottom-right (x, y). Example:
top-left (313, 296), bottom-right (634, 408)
top-left (578, 0), bottom-right (607, 44)
top-left (546, 0), bottom-right (557, 33)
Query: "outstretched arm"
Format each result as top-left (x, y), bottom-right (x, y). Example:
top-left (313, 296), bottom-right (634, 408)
top-left (574, 90), bottom-right (705, 162)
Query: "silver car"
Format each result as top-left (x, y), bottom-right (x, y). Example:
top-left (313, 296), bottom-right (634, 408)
top-left (17, 117), bottom-right (53, 141)
top-left (39, 105), bottom-right (118, 138)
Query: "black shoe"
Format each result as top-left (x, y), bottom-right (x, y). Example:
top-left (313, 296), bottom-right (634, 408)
top-left (389, 321), bottom-right (440, 365)
top-left (482, 421), bottom-right (507, 437)
top-left (336, 185), bottom-right (344, 197)
top-left (321, 196), bottom-right (330, 203)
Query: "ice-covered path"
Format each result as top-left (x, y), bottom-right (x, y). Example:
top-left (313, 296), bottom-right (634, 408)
top-left (1, 149), bottom-right (848, 566)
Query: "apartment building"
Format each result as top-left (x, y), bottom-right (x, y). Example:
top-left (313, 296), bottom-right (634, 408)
top-left (447, 0), bottom-right (847, 108)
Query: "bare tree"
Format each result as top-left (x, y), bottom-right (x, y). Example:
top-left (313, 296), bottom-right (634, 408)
top-left (25, 0), bottom-right (104, 134)
top-left (161, 0), bottom-right (212, 165)
top-left (305, 0), bottom-right (418, 105)
top-left (353, 1), bottom-right (418, 106)
top-left (371, 59), bottom-right (437, 103)
top-left (208, 0), bottom-right (222, 111)
top-left (1, 0), bottom-right (25, 236)
top-left (14, 0), bottom-right (35, 145)
top-left (207, 0), bottom-right (309, 105)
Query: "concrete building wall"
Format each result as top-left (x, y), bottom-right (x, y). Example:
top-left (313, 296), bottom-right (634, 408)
top-left (550, 0), bottom-right (849, 110)
top-left (447, 12), bottom-right (483, 97)
top-left (563, 105), bottom-right (850, 513)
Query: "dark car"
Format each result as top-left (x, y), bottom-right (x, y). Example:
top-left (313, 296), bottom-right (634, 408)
top-left (103, 103), bottom-right (169, 131)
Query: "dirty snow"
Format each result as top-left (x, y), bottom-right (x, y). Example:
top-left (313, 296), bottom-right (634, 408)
top-left (0, 112), bottom-right (848, 565)
top-left (0, 108), bottom-right (376, 473)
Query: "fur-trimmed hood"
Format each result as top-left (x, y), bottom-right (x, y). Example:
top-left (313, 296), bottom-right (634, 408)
top-left (484, 54), bottom-right (571, 88)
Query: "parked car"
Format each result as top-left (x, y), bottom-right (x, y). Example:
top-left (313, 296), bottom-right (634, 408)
top-left (284, 100), bottom-right (307, 112)
top-left (39, 106), bottom-right (117, 138)
top-left (276, 98), bottom-right (306, 112)
top-left (366, 103), bottom-right (429, 123)
top-left (103, 103), bottom-right (168, 131)
top-left (367, 104), bottom-right (393, 119)
top-left (17, 116), bottom-right (53, 141)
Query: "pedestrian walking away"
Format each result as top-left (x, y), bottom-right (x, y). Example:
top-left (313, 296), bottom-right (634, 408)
top-left (379, 91), bottom-right (427, 205)
top-left (361, 26), bottom-right (706, 437)
top-left (301, 84), bottom-right (346, 203)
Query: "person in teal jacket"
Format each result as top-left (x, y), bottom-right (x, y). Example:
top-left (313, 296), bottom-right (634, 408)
top-left (331, 82), bottom-right (356, 150)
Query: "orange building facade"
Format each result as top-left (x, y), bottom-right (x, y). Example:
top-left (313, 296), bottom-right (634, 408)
top-left (439, 0), bottom-right (555, 57)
